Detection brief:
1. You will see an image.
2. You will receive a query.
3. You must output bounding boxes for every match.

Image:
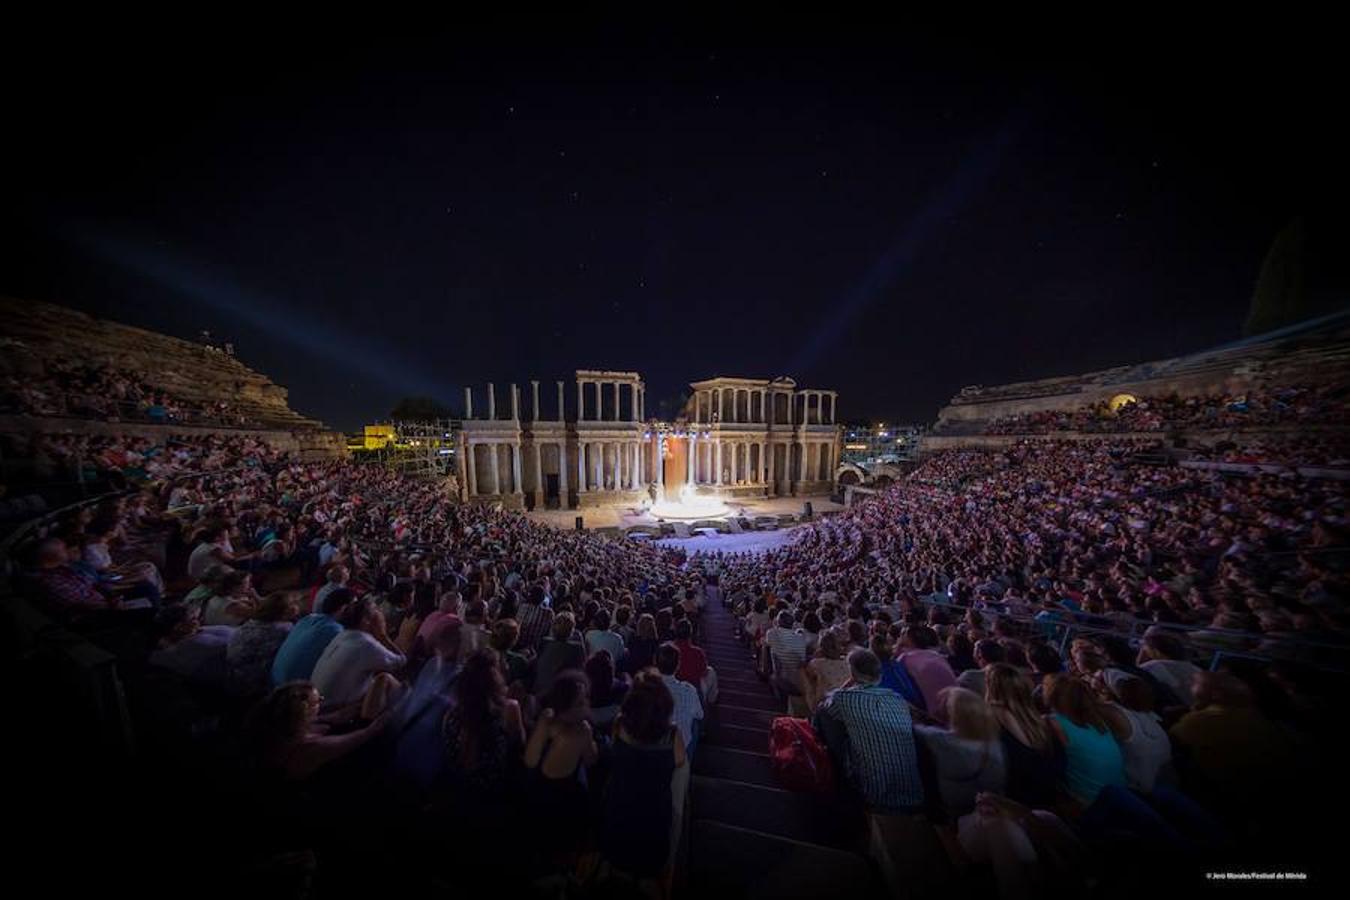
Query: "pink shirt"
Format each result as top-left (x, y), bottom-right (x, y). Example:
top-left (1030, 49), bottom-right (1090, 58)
top-left (898, 649), bottom-right (957, 721)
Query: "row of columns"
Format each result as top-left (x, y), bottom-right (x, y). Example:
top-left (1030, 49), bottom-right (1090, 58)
top-left (685, 438), bottom-right (837, 487)
top-left (462, 440), bottom-right (648, 497)
top-left (691, 388), bottom-right (838, 425)
top-left (576, 379), bottom-right (645, 422)
top-left (463, 441), bottom-right (525, 497)
top-left (467, 381), bottom-right (576, 423)
top-left (575, 441), bottom-right (643, 493)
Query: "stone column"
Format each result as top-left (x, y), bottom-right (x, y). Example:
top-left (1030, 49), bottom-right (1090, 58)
top-left (511, 384), bottom-right (520, 421)
top-left (511, 442), bottom-right (523, 494)
top-left (593, 442), bottom-right (602, 492)
top-left (631, 385), bottom-right (639, 422)
top-left (487, 444), bottom-right (500, 494)
top-left (577, 442), bottom-right (587, 493)
top-left (767, 441), bottom-right (776, 492)
top-left (465, 442), bottom-right (477, 496)
top-left (558, 442), bottom-right (569, 500)
top-left (594, 382), bottom-right (603, 421)
top-left (576, 381), bottom-right (585, 422)
top-left (531, 381), bottom-right (540, 421)
top-left (714, 441), bottom-right (723, 485)
top-left (487, 383), bottom-right (496, 420)
top-left (532, 441), bottom-right (543, 497)
top-left (557, 381), bottom-right (565, 422)
top-left (688, 433), bottom-right (697, 485)
top-left (656, 438), bottom-right (665, 489)
top-left (614, 382), bottom-right (622, 422)
top-left (798, 439), bottom-right (807, 482)
top-left (464, 386), bottom-right (473, 419)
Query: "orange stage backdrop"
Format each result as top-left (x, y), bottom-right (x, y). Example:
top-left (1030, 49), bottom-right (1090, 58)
top-left (663, 436), bottom-right (689, 494)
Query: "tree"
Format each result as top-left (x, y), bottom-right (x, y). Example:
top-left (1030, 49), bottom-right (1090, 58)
top-left (1245, 218), bottom-right (1305, 336)
top-left (389, 396), bottom-right (452, 421)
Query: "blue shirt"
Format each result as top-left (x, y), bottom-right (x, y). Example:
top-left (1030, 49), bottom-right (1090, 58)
top-left (819, 683), bottom-right (924, 812)
top-left (270, 614), bottom-right (343, 686)
top-left (1053, 713), bottom-right (1125, 805)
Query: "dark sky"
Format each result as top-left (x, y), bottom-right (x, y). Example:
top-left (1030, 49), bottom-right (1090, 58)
top-left (2, 18), bottom-right (1345, 431)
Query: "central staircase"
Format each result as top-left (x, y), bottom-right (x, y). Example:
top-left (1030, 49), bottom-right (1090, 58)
top-left (683, 586), bottom-right (885, 897)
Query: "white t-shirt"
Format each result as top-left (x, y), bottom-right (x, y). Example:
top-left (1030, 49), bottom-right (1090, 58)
top-left (311, 630), bottom-right (406, 711)
top-left (1114, 704), bottom-right (1172, 793)
top-left (1140, 658), bottom-right (1202, 706)
top-left (188, 540), bottom-right (230, 582)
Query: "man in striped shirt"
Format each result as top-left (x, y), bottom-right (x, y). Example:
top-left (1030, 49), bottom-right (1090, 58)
top-left (764, 610), bottom-right (808, 696)
top-left (815, 649), bottom-right (924, 813)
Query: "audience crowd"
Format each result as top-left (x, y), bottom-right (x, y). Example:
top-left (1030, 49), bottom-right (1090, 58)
top-left (1, 358), bottom-right (253, 426)
top-left (5, 393), bottom-right (1346, 895)
top-left (710, 436), bottom-right (1345, 893)
top-left (971, 384), bottom-right (1348, 435)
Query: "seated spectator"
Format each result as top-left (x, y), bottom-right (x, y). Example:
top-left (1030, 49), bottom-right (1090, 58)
top-left (187, 523), bottom-right (252, 582)
top-left (226, 592), bottom-right (297, 698)
top-left (656, 642), bottom-right (703, 757)
top-left (672, 619), bottom-right (713, 702)
top-left (984, 664), bottom-right (1063, 809)
top-left (585, 649), bottom-right (629, 730)
top-left (623, 613), bottom-right (660, 675)
top-left (271, 588), bottom-right (352, 687)
top-left (898, 625), bottom-right (958, 720)
top-left (310, 597), bottom-right (406, 714)
top-left (814, 649), bottom-right (925, 812)
top-left (870, 632), bottom-right (927, 709)
top-left (1043, 673), bottom-right (1126, 812)
top-left (204, 571), bottom-right (262, 627)
top-left (311, 565), bottom-right (350, 614)
top-left (441, 648), bottom-right (526, 822)
top-left (26, 536), bottom-right (132, 625)
top-left (802, 629), bottom-right (852, 712)
top-left (1136, 629), bottom-right (1203, 707)
top-left (390, 619), bottom-right (463, 794)
top-left (764, 609), bottom-right (809, 697)
top-left (584, 608), bottom-right (625, 664)
top-left (915, 687), bottom-right (1008, 821)
top-left (956, 639), bottom-right (1006, 696)
top-left (148, 604), bottom-right (234, 689)
top-left (600, 672), bottom-right (686, 882)
top-left (1169, 671), bottom-right (1295, 818)
top-left (247, 681), bottom-right (391, 782)
top-left (490, 618), bottom-right (530, 692)
top-left (81, 514), bottom-right (164, 602)
top-left (524, 669), bottom-right (598, 857)
top-left (533, 612), bottom-right (586, 698)
top-left (1097, 672), bottom-right (1173, 795)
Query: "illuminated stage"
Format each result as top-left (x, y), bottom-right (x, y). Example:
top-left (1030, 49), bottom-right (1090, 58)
top-left (647, 484), bottom-right (735, 521)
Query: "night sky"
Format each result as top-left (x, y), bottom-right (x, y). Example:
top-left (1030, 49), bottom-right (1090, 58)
top-left (2, 19), bottom-right (1345, 432)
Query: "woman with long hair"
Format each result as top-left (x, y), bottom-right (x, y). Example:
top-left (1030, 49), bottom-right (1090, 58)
top-left (599, 672), bottom-right (687, 886)
top-left (1043, 674), bottom-right (1125, 811)
top-left (443, 648), bottom-right (526, 803)
top-left (915, 687), bottom-right (1007, 821)
top-left (248, 681), bottom-right (389, 782)
top-left (525, 669), bottom-right (599, 862)
top-left (984, 664), bottom-right (1063, 809)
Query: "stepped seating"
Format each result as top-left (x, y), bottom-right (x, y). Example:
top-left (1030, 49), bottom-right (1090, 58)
top-left (0, 297), bottom-right (324, 431)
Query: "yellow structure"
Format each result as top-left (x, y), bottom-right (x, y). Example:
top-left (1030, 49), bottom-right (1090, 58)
top-left (360, 424), bottom-right (397, 450)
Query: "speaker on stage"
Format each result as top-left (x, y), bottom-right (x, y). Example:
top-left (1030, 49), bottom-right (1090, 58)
top-left (575, 516), bottom-right (584, 531)
top-left (803, 501), bottom-right (813, 518)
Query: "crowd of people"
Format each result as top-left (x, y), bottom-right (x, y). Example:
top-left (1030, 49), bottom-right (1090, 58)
top-left (0, 358), bottom-right (253, 426)
top-left (975, 384), bottom-right (1349, 435)
top-left (708, 436), bottom-right (1345, 892)
top-left (6, 400), bottom-right (1346, 894)
top-left (10, 436), bottom-right (727, 895)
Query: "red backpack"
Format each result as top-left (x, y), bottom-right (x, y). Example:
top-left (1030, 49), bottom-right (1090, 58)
top-left (769, 716), bottom-right (835, 793)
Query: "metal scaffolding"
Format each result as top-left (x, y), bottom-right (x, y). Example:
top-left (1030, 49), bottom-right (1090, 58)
top-left (360, 419), bottom-right (462, 485)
